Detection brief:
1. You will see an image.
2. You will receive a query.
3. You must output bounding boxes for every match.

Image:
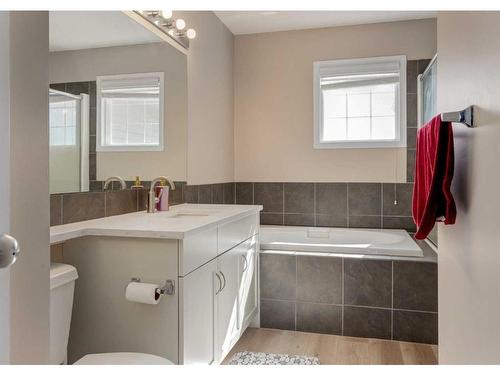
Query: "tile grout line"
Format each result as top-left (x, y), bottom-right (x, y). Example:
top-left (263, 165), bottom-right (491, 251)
top-left (346, 183), bottom-right (350, 228)
top-left (341, 257), bottom-right (344, 336)
top-left (313, 183), bottom-right (317, 226)
top-left (261, 296), bottom-right (437, 314)
top-left (282, 183), bottom-right (285, 225)
top-left (60, 195), bottom-right (64, 224)
top-left (380, 183), bottom-right (384, 229)
top-left (391, 260), bottom-right (394, 340)
top-left (295, 255), bottom-right (298, 331)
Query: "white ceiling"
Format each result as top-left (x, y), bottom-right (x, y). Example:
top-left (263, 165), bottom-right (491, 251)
top-left (49, 11), bottom-right (162, 52)
top-left (215, 11), bottom-right (437, 35)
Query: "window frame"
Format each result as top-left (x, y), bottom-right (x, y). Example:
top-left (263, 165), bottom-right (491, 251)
top-left (96, 72), bottom-right (165, 152)
top-left (313, 55), bottom-right (407, 149)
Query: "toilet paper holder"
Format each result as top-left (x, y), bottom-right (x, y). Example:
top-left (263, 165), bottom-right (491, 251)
top-left (130, 277), bottom-right (175, 296)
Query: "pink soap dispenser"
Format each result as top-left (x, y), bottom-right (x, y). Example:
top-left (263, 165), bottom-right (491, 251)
top-left (157, 186), bottom-right (170, 211)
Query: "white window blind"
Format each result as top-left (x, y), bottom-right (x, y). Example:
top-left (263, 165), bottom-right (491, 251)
top-left (97, 72), bottom-right (164, 151)
top-left (314, 56), bottom-right (406, 149)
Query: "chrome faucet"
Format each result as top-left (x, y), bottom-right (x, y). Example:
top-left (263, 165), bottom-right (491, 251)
top-left (103, 176), bottom-right (127, 190)
top-left (148, 176), bottom-right (176, 213)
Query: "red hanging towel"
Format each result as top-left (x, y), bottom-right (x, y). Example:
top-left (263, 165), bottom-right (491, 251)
top-left (412, 115), bottom-right (457, 239)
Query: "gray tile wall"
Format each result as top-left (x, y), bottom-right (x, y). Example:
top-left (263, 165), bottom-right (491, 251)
top-left (260, 253), bottom-right (438, 344)
top-left (50, 182), bottom-right (236, 225)
top-left (236, 182), bottom-right (416, 231)
top-left (51, 189), bottom-right (142, 225)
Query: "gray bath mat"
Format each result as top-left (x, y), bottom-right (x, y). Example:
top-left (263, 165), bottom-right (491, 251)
top-left (228, 351), bottom-right (320, 365)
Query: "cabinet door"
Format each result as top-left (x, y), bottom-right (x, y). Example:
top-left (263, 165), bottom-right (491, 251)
top-left (237, 236), bottom-right (258, 332)
top-left (216, 248), bottom-right (240, 362)
top-left (179, 258), bottom-right (217, 365)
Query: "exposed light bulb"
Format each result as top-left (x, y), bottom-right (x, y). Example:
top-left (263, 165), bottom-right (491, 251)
top-left (160, 10), bottom-right (172, 19)
top-left (186, 28), bottom-right (196, 39)
top-left (175, 18), bottom-right (186, 30)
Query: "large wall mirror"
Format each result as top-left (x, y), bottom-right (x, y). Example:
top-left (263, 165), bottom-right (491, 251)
top-left (49, 11), bottom-right (187, 194)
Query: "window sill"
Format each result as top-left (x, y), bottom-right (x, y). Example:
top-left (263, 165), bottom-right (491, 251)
top-left (313, 140), bottom-right (406, 149)
top-left (96, 145), bottom-right (164, 152)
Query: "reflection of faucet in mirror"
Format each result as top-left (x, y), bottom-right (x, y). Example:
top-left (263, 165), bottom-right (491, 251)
top-left (103, 176), bottom-right (127, 191)
top-left (148, 176), bottom-right (176, 213)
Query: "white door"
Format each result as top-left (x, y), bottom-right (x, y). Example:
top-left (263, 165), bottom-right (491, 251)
top-left (216, 248), bottom-right (240, 362)
top-left (0, 12), bottom-right (20, 365)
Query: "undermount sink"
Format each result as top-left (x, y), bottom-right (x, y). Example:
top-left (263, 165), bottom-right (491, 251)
top-left (166, 209), bottom-right (216, 218)
top-left (169, 212), bottom-right (210, 218)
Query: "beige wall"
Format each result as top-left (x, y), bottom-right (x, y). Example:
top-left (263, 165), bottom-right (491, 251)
top-left (234, 19), bottom-right (436, 182)
top-left (437, 12), bottom-right (500, 364)
top-left (178, 11), bottom-right (235, 185)
top-left (0, 12), bottom-right (10, 365)
top-left (49, 42), bottom-right (187, 181)
top-left (9, 12), bottom-right (50, 363)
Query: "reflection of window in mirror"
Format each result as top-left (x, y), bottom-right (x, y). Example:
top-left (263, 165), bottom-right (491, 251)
top-left (96, 72), bottom-right (164, 152)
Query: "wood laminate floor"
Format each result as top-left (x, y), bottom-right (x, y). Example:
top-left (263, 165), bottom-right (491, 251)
top-left (223, 328), bottom-right (438, 365)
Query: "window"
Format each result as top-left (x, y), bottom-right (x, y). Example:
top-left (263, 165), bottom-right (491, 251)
top-left (97, 72), bottom-right (164, 151)
top-left (313, 56), bottom-right (406, 149)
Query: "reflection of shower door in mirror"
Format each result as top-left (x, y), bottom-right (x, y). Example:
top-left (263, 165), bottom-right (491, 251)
top-left (49, 89), bottom-right (89, 194)
top-left (417, 55), bottom-right (437, 127)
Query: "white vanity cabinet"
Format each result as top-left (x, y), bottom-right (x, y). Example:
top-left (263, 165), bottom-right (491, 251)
top-left (179, 234), bottom-right (258, 364)
top-left (55, 205), bottom-right (261, 365)
top-left (178, 213), bottom-right (259, 365)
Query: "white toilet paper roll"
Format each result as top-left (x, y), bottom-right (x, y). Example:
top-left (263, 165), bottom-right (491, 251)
top-left (125, 282), bottom-right (161, 305)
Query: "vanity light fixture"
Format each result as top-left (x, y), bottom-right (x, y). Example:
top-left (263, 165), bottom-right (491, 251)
top-left (175, 18), bottom-right (186, 30)
top-left (134, 10), bottom-right (196, 50)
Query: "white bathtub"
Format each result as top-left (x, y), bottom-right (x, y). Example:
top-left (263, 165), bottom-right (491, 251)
top-left (260, 226), bottom-right (423, 257)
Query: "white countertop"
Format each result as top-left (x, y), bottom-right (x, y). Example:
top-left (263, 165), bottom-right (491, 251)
top-left (50, 204), bottom-right (263, 244)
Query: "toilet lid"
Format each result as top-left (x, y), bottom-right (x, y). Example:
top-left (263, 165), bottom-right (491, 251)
top-left (74, 352), bottom-right (174, 365)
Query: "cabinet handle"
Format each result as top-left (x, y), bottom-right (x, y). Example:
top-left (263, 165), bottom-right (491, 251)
top-left (215, 272), bottom-right (223, 295)
top-left (242, 254), bottom-right (248, 272)
top-left (219, 271), bottom-right (226, 292)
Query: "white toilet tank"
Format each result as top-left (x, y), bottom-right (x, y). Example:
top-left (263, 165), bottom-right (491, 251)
top-left (50, 262), bottom-right (78, 365)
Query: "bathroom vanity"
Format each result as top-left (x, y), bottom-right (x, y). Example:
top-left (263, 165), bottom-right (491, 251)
top-left (50, 204), bottom-right (262, 364)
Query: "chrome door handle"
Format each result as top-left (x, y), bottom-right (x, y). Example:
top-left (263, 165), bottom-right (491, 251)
top-left (0, 234), bottom-right (19, 269)
top-left (215, 272), bottom-right (223, 295)
top-left (219, 271), bottom-right (226, 292)
top-left (242, 254), bottom-right (248, 272)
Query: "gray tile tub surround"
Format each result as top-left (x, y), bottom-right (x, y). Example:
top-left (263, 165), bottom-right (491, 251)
top-left (235, 181), bottom-right (415, 231)
top-left (260, 254), bottom-right (343, 336)
top-left (344, 258), bottom-right (392, 308)
top-left (259, 252), bottom-right (438, 344)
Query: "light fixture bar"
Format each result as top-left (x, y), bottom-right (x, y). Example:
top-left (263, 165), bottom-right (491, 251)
top-left (130, 10), bottom-right (196, 50)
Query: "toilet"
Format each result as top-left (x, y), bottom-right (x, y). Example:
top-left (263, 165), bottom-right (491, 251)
top-left (50, 262), bottom-right (173, 365)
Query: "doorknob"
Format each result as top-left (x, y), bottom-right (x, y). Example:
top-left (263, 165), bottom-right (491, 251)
top-left (0, 234), bottom-right (20, 269)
